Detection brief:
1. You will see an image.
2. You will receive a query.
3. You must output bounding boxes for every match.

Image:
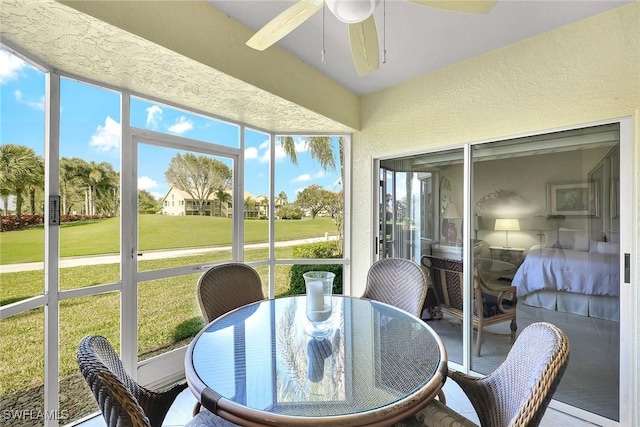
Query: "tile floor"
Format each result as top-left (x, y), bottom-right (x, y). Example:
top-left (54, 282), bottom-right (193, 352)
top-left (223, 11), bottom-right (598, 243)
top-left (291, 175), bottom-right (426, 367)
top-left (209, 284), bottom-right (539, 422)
top-left (77, 380), bottom-right (600, 427)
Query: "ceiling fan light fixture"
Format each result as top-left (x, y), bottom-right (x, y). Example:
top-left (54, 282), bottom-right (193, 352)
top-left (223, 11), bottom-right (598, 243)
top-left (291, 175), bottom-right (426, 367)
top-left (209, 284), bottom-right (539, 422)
top-left (325, 0), bottom-right (380, 24)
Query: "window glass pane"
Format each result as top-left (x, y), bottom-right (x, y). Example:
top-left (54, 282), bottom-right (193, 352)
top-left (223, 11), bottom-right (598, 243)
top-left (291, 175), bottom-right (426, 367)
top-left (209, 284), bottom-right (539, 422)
top-left (138, 274), bottom-right (203, 360)
top-left (138, 144), bottom-right (234, 272)
top-left (59, 77), bottom-right (121, 290)
top-left (471, 123), bottom-right (620, 421)
top-left (244, 128), bottom-right (270, 261)
top-left (380, 149), bottom-right (466, 365)
top-left (0, 307), bottom-right (45, 427)
top-left (1, 48), bottom-right (46, 303)
top-left (274, 136), bottom-right (343, 246)
top-left (59, 293), bottom-right (120, 424)
top-left (130, 97), bottom-right (240, 148)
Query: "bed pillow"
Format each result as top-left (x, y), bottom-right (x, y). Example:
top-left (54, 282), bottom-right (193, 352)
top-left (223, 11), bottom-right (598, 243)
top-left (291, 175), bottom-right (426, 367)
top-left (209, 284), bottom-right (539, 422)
top-left (597, 242), bottom-right (620, 254)
top-left (573, 231), bottom-right (590, 252)
top-left (544, 230), bottom-right (575, 250)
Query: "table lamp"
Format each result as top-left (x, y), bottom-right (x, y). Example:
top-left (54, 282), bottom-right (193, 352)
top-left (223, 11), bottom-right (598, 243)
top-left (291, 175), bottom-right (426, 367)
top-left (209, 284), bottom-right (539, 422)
top-left (495, 218), bottom-right (519, 248)
top-left (442, 203), bottom-right (462, 244)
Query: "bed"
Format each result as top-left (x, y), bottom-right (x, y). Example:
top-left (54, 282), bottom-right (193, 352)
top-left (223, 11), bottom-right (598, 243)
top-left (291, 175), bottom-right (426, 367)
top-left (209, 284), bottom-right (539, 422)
top-left (511, 230), bottom-right (620, 321)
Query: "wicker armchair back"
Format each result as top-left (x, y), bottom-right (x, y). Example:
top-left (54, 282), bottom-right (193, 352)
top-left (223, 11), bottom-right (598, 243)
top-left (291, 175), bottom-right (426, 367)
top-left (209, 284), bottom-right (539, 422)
top-left (197, 263), bottom-right (265, 323)
top-left (453, 322), bottom-right (570, 426)
top-left (363, 257), bottom-right (431, 318)
top-left (77, 335), bottom-right (187, 427)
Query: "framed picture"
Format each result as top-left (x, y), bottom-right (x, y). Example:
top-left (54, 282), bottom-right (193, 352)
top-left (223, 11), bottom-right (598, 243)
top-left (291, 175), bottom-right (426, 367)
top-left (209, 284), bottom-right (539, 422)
top-left (547, 182), bottom-right (598, 217)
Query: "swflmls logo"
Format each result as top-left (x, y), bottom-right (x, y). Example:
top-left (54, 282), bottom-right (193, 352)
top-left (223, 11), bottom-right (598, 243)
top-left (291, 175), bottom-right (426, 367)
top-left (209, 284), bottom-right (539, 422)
top-left (2, 409), bottom-right (69, 420)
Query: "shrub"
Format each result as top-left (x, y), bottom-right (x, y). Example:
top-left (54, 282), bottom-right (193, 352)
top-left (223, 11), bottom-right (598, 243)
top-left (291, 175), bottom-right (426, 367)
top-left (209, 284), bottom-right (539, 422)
top-left (0, 214), bottom-right (107, 232)
top-left (286, 241), bottom-right (343, 295)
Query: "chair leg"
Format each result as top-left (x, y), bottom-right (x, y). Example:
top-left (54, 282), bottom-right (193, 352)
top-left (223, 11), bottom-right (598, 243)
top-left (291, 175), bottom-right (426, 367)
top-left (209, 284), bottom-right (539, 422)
top-left (437, 390), bottom-right (446, 404)
top-left (192, 402), bottom-right (201, 416)
top-left (510, 319), bottom-right (517, 344)
top-left (476, 327), bottom-right (483, 357)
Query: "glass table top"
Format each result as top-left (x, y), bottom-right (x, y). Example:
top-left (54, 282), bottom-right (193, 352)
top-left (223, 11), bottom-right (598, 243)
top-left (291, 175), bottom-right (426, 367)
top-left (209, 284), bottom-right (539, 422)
top-left (186, 295), bottom-right (447, 426)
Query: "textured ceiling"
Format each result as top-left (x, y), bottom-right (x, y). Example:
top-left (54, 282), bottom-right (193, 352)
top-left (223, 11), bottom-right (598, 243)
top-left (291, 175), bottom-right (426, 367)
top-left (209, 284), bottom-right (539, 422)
top-left (210, 0), bottom-right (633, 95)
top-left (1, 0), bottom-right (356, 133)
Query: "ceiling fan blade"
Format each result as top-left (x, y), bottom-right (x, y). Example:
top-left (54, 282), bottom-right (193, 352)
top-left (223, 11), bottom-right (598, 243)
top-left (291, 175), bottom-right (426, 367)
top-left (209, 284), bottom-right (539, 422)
top-left (408, 0), bottom-right (498, 14)
top-left (246, 0), bottom-right (322, 51)
top-left (348, 16), bottom-right (379, 76)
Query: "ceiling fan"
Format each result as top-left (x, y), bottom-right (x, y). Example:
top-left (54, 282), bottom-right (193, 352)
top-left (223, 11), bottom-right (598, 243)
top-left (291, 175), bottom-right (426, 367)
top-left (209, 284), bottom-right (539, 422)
top-left (246, 0), bottom-right (497, 76)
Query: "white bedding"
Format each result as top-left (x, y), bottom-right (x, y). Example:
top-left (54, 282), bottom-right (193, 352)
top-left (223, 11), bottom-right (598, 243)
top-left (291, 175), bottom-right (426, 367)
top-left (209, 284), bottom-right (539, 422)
top-left (512, 245), bottom-right (620, 298)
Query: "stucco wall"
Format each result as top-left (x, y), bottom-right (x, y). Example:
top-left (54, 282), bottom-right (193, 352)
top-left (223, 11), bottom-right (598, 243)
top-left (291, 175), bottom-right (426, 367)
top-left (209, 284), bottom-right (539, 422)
top-left (353, 4), bottom-right (639, 421)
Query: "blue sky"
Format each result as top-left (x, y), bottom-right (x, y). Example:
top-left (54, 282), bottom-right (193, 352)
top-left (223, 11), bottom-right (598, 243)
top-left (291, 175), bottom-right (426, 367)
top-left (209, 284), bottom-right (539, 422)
top-left (1, 47), bottom-right (342, 206)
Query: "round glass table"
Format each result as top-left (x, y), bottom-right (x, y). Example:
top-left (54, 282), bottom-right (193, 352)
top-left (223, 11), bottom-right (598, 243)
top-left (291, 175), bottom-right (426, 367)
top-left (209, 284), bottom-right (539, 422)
top-left (185, 295), bottom-right (447, 426)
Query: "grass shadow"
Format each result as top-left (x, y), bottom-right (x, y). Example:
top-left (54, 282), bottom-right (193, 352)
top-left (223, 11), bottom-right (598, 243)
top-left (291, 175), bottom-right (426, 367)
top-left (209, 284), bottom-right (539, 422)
top-left (173, 316), bottom-right (205, 342)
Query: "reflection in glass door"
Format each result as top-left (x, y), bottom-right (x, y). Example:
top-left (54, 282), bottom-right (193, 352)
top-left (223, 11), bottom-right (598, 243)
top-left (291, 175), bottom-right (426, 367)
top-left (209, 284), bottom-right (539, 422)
top-left (376, 123), bottom-right (622, 424)
top-left (471, 124), bottom-right (620, 422)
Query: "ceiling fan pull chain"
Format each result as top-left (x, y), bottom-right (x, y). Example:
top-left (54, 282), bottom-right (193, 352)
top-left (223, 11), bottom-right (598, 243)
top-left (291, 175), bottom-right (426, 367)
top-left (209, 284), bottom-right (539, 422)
top-left (382, 0), bottom-right (387, 64)
top-left (321, 3), bottom-right (326, 64)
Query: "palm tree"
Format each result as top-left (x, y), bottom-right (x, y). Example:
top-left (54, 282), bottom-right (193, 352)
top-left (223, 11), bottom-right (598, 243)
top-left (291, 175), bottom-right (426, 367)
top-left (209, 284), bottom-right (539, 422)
top-left (27, 156), bottom-right (45, 214)
top-left (60, 157), bottom-right (89, 215)
top-left (0, 144), bottom-right (42, 218)
top-left (278, 136), bottom-right (343, 175)
top-left (214, 188), bottom-right (232, 217)
top-left (276, 191), bottom-right (288, 207)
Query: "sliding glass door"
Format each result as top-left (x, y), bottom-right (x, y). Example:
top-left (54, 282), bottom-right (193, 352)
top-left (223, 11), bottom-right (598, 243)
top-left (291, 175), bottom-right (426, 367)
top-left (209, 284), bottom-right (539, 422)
top-left (376, 122), bottom-right (625, 425)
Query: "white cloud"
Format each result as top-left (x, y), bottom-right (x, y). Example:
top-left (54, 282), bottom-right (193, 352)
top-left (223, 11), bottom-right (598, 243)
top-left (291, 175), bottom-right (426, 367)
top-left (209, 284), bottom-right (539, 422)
top-left (245, 146), bottom-right (259, 160)
top-left (292, 174), bottom-right (312, 182)
top-left (146, 105), bottom-right (162, 129)
top-left (168, 116), bottom-right (193, 134)
top-left (150, 191), bottom-right (164, 200)
top-left (14, 89), bottom-right (44, 110)
top-left (89, 116), bottom-right (121, 152)
top-left (313, 170), bottom-right (326, 178)
top-left (0, 50), bottom-right (28, 85)
top-left (138, 176), bottom-right (158, 190)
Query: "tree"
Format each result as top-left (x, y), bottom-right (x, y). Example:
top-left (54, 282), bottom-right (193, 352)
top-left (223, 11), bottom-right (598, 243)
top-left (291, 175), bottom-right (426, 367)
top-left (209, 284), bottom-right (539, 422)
top-left (27, 156), bottom-right (45, 214)
top-left (138, 189), bottom-right (160, 214)
top-left (276, 190), bottom-right (288, 207)
top-left (164, 153), bottom-right (232, 216)
top-left (60, 157), bottom-right (89, 215)
top-left (214, 188), bottom-right (232, 217)
top-left (322, 190), bottom-right (344, 239)
top-left (295, 184), bottom-right (329, 219)
top-left (278, 136), bottom-right (342, 173)
top-left (0, 144), bottom-right (43, 218)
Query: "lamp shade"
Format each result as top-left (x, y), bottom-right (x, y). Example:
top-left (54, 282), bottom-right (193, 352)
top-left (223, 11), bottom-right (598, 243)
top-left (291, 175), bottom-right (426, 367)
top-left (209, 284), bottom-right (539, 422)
top-left (442, 203), bottom-right (462, 219)
top-left (495, 218), bottom-right (520, 231)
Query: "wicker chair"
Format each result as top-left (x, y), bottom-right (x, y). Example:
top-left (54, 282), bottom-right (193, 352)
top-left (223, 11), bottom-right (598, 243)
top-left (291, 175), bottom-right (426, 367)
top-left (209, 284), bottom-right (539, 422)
top-left (197, 262), bottom-right (265, 323)
top-left (362, 257), bottom-right (431, 318)
top-left (78, 335), bottom-right (234, 427)
top-left (421, 255), bottom-right (517, 356)
top-left (194, 263), bottom-right (264, 416)
top-left (412, 322), bottom-right (570, 427)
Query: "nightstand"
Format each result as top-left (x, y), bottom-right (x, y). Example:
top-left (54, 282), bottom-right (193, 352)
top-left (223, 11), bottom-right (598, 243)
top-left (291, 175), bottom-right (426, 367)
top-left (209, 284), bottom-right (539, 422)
top-left (489, 246), bottom-right (525, 267)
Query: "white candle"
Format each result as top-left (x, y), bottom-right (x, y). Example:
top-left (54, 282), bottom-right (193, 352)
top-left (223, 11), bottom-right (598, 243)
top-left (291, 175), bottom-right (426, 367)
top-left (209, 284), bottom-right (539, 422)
top-left (307, 281), bottom-right (325, 311)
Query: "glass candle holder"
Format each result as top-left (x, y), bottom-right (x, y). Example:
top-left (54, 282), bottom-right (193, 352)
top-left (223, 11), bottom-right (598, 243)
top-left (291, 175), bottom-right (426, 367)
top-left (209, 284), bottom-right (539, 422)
top-left (303, 271), bottom-right (335, 337)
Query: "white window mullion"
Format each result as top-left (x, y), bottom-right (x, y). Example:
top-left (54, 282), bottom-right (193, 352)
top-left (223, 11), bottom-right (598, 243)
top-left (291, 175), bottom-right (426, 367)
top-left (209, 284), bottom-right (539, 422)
top-left (461, 144), bottom-right (472, 371)
top-left (43, 72), bottom-right (61, 427)
top-left (120, 93), bottom-right (138, 376)
top-left (234, 128), bottom-right (244, 261)
top-left (268, 133), bottom-right (276, 299)
top-left (342, 135), bottom-right (352, 296)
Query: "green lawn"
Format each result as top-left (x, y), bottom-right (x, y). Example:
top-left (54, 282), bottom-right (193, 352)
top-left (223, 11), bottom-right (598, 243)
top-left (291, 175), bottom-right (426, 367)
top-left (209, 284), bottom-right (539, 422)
top-left (0, 216), bottom-right (341, 397)
top-left (0, 215), bottom-right (337, 264)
